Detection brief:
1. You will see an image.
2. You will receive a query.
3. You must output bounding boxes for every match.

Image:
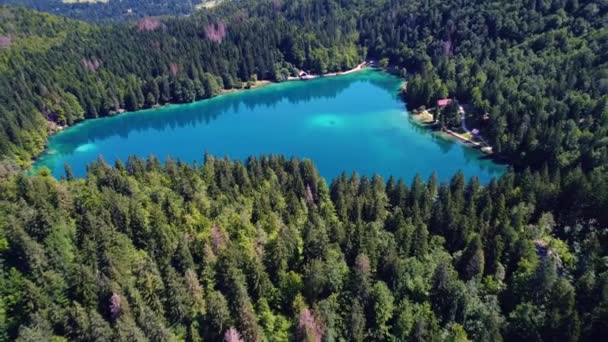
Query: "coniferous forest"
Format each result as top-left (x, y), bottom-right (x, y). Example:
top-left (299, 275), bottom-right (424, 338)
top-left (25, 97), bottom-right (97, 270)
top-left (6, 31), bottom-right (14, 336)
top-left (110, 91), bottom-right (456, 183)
top-left (0, 0), bottom-right (607, 341)
top-left (0, 0), bottom-right (202, 23)
top-left (2, 155), bottom-right (606, 341)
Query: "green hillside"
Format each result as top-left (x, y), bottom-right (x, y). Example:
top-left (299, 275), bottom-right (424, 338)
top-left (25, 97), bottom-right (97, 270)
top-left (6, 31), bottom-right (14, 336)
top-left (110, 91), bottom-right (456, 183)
top-left (0, 1), bottom-right (607, 340)
top-left (1, 155), bottom-right (607, 341)
top-left (0, 0), bottom-right (204, 23)
top-left (0, 2), bottom-right (361, 166)
top-left (0, 0), bottom-right (606, 172)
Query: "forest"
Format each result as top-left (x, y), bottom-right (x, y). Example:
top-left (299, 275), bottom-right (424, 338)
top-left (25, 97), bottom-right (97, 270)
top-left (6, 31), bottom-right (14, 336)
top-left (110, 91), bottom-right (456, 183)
top-left (1, 155), bottom-right (606, 341)
top-left (0, 0), bottom-right (203, 23)
top-left (0, 2), bottom-right (362, 166)
top-left (0, 0), bottom-right (605, 172)
top-left (0, 0), bottom-right (607, 341)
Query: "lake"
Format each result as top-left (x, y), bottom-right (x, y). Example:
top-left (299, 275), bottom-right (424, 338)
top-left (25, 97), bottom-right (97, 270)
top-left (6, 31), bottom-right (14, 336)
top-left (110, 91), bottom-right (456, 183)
top-left (34, 69), bottom-right (506, 183)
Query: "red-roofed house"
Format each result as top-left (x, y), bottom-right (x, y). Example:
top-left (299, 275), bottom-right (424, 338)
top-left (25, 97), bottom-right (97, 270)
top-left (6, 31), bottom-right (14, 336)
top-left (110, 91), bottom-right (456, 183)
top-left (437, 98), bottom-right (452, 107)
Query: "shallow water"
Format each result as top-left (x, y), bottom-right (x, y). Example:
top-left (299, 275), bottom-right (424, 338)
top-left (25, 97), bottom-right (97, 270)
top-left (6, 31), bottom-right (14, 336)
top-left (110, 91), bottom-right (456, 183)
top-left (34, 70), bottom-right (506, 183)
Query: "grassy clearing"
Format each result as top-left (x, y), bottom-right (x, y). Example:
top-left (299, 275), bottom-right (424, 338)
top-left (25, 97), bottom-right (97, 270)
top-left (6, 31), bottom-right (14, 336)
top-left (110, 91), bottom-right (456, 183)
top-left (196, 0), bottom-right (222, 10)
top-left (411, 109), bottom-right (435, 124)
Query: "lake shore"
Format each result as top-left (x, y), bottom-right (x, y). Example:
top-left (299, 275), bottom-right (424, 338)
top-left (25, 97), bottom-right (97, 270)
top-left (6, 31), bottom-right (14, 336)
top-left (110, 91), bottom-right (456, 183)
top-left (410, 116), bottom-right (495, 154)
top-left (409, 109), bottom-right (435, 126)
top-left (34, 69), bottom-right (505, 182)
top-left (33, 63), bottom-right (371, 169)
top-left (405, 102), bottom-right (499, 157)
top-left (219, 80), bottom-right (273, 94)
top-left (287, 61), bottom-right (367, 80)
top-left (406, 107), bottom-right (503, 162)
top-left (203, 62), bottom-right (368, 95)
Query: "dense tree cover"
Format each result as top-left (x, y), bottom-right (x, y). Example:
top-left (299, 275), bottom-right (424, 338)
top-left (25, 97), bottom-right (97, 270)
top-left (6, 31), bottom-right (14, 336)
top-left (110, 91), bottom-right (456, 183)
top-left (0, 3), bottom-right (362, 165)
top-left (0, 0), bottom-right (607, 171)
top-left (0, 0), bottom-right (203, 23)
top-left (0, 2), bottom-right (607, 340)
top-left (0, 155), bottom-right (606, 341)
top-left (372, 0), bottom-right (608, 171)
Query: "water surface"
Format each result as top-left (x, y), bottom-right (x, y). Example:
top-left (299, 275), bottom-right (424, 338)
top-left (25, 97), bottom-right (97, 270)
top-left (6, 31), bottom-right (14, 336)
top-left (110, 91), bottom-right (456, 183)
top-left (34, 70), bottom-right (506, 182)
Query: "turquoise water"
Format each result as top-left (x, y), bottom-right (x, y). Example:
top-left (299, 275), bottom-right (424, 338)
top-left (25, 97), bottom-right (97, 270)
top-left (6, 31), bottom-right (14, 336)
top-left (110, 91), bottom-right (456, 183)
top-left (34, 70), bottom-right (506, 182)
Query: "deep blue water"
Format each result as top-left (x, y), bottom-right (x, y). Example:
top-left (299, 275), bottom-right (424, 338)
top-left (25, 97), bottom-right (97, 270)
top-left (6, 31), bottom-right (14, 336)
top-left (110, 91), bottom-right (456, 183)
top-left (34, 70), bottom-right (506, 183)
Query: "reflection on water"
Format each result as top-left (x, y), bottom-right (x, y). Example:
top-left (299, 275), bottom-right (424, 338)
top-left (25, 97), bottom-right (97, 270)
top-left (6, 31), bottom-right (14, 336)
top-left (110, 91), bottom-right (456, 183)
top-left (35, 69), bottom-right (507, 182)
top-left (52, 73), bottom-right (379, 153)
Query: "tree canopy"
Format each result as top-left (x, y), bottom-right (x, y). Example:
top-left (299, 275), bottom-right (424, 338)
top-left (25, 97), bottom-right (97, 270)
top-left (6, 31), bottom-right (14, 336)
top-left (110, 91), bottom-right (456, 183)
top-left (1, 155), bottom-right (606, 341)
top-left (0, 1), bottom-right (607, 340)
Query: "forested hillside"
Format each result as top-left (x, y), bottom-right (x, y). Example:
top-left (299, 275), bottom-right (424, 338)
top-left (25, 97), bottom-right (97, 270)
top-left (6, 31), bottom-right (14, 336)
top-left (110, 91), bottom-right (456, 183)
top-left (367, 0), bottom-right (608, 171)
top-left (0, 1), bottom-right (608, 341)
top-left (0, 0), bottom-right (203, 23)
top-left (0, 0), bottom-right (606, 172)
top-left (1, 155), bottom-right (606, 341)
top-left (0, 3), bottom-right (361, 165)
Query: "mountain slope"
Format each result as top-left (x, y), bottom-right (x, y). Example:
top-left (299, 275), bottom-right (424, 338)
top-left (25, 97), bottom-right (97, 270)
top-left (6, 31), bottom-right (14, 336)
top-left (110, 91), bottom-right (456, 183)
top-left (0, 2), bottom-right (361, 166)
top-left (0, 0), bottom-right (204, 23)
top-left (0, 0), bottom-right (606, 174)
top-left (1, 155), bottom-right (606, 341)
